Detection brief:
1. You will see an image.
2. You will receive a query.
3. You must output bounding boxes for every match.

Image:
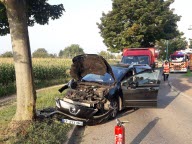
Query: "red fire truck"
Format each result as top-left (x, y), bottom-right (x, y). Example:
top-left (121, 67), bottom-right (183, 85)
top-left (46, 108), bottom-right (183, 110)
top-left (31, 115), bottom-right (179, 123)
top-left (188, 54), bottom-right (192, 71)
top-left (169, 51), bottom-right (189, 72)
top-left (121, 48), bottom-right (159, 68)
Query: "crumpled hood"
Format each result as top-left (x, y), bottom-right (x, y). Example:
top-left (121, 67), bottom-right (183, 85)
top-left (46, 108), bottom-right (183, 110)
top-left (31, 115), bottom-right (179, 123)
top-left (70, 54), bottom-right (115, 81)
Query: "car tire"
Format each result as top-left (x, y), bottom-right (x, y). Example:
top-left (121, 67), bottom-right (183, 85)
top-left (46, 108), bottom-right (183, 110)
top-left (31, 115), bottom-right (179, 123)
top-left (110, 98), bottom-right (119, 119)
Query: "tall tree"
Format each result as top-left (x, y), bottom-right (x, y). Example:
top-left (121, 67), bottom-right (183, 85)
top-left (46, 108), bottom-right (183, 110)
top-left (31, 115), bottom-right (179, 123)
top-left (97, 0), bottom-right (180, 52)
top-left (60, 44), bottom-right (85, 58)
top-left (32, 48), bottom-right (50, 58)
top-left (0, 51), bottom-right (13, 57)
top-left (0, 0), bottom-right (64, 133)
top-left (58, 49), bottom-right (64, 57)
top-left (98, 51), bottom-right (115, 59)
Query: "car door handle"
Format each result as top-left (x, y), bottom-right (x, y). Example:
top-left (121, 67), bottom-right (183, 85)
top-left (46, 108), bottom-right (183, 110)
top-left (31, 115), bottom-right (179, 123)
top-left (148, 87), bottom-right (155, 91)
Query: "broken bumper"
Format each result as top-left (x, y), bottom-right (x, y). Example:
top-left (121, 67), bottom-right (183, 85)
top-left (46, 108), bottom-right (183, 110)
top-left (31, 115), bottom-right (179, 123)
top-left (36, 99), bottom-right (113, 125)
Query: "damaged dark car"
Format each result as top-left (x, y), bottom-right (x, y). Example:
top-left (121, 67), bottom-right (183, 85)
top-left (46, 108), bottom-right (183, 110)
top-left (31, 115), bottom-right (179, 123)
top-left (38, 54), bottom-right (161, 126)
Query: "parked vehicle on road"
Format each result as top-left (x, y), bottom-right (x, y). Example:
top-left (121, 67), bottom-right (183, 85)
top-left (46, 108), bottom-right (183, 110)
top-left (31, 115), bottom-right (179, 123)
top-left (37, 54), bottom-right (161, 125)
top-left (121, 48), bottom-right (159, 68)
top-left (169, 51), bottom-right (189, 72)
top-left (188, 53), bottom-right (192, 71)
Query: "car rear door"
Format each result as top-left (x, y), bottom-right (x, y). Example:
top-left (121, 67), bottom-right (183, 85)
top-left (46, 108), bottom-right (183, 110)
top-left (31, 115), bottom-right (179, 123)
top-left (121, 68), bottom-right (161, 107)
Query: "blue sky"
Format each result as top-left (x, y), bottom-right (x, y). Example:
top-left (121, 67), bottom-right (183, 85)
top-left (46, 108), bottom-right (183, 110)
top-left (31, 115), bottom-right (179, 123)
top-left (0, 0), bottom-right (192, 55)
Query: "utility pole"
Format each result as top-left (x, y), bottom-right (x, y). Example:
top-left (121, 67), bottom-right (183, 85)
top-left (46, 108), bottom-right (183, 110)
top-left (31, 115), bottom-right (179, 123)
top-left (166, 40), bottom-right (169, 60)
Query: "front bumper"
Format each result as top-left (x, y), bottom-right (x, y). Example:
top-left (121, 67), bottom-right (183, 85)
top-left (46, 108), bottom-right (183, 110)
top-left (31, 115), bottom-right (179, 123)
top-left (170, 68), bottom-right (187, 72)
top-left (55, 99), bottom-right (98, 119)
top-left (37, 99), bottom-right (113, 125)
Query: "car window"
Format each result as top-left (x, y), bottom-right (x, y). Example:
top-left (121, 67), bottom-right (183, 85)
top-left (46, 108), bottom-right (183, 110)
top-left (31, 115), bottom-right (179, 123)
top-left (134, 65), bottom-right (151, 73)
top-left (121, 56), bottom-right (150, 65)
top-left (124, 69), bottom-right (160, 86)
top-left (82, 73), bottom-right (114, 84)
top-left (138, 56), bottom-right (149, 65)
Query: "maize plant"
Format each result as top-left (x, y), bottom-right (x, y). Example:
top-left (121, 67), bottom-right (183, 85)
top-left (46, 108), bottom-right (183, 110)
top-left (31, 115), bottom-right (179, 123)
top-left (0, 58), bottom-right (72, 97)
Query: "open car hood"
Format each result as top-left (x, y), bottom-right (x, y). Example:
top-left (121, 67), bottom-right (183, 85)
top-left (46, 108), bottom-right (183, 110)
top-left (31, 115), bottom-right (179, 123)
top-left (70, 54), bottom-right (116, 81)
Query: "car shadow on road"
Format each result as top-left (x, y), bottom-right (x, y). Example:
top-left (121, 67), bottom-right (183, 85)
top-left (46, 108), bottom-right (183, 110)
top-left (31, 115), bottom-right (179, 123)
top-left (130, 117), bottom-right (160, 144)
top-left (118, 107), bottom-right (139, 118)
top-left (65, 125), bottom-right (85, 144)
top-left (157, 79), bottom-right (180, 109)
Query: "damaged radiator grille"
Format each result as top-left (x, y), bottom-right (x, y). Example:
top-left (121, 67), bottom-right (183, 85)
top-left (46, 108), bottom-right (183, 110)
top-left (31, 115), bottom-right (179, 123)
top-left (65, 84), bottom-right (109, 103)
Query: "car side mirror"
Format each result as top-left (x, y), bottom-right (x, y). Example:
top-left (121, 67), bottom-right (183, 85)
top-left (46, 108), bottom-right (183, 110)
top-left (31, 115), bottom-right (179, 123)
top-left (129, 81), bottom-right (138, 89)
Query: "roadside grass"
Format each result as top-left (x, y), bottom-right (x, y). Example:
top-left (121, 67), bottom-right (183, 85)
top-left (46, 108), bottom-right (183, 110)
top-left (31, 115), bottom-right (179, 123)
top-left (0, 86), bottom-right (73, 144)
top-left (183, 70), bottom-right (192, 77)
top-left (0, 79), bottom-right (67, 98)
top-left (0, 58), bottom-right (120, 143)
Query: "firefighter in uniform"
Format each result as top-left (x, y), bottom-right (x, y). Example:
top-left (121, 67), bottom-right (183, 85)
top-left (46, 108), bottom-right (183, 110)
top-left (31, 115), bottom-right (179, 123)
top-left (162, 60), bottom-right (170, 81)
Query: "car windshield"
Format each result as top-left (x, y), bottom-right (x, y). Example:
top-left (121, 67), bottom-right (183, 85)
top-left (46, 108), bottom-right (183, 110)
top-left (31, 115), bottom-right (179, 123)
top-left (170, 55), bottom-right (185, 61)
top-left (134, 65), bottom-right (151, 73)
top-left (81, 66), bottom-right (127, 84)
top-left (82, 73), bottom-right (114, 84)
top-left (121, 56), bottom-right (149, 65)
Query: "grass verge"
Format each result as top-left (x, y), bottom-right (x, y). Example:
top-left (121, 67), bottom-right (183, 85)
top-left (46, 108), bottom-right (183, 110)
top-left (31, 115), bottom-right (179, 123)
top-left (183, 70), bottom-right (192, 77)
top-left (0, 86), bottom-right (73, 144)
top-left (0, 77), bottom-right (70, 98)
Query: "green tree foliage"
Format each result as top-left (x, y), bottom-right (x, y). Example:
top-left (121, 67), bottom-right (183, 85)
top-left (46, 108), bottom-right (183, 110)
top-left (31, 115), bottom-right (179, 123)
top-left (156, 33), bottom-right (187, 60)
top-left (32, 48), bottom-right (50, 58)
top-left (0, 0), bottom-right (64, 35)
top-left (49, 53), bottom-right (57, 58)
top-left (98, 51), bottom-right (115, 59)
top-left (0, 51), bottom-right (13, 57)
top-left (59, 44), bottom-right (85, 58)
top-left (0, 0), bottom-right (64, 131)
top-left (58, 50), bottom-right (64, 57)
top-left (97, 0), bottom-right (180, 52)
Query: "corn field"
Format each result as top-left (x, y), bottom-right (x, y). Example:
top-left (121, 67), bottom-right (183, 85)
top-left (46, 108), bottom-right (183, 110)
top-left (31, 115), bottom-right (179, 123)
top-left (0, 57), bottom-right (120, 97)
top-left (0, 58), bottom-right (72, 97)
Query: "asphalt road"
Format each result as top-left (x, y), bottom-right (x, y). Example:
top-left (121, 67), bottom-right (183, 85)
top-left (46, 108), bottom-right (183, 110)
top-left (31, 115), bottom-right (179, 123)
top-left (66, 74), bottom-right (192, 144)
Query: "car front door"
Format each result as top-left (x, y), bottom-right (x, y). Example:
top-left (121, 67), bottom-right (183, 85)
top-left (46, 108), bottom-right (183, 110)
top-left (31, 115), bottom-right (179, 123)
top-left (121, 69), bottom-right (161, 107)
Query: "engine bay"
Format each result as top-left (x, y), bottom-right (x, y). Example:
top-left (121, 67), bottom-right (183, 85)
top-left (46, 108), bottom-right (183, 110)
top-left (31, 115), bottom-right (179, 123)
top-left (65, 82), bottom-right (110, 103)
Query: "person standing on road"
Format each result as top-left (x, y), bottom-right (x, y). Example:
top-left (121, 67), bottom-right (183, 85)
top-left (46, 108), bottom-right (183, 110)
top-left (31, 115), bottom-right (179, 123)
top-left (162, 60), bottom-right (170, 81)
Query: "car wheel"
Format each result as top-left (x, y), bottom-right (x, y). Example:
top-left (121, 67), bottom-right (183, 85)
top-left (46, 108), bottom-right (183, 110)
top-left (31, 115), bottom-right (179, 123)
top-left (110, 99), bottom-right (119, 119)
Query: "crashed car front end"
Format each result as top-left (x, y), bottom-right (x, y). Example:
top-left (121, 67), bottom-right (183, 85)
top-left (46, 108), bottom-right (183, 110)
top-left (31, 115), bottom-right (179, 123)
top-left (55, 80), bottom-right (117, 125)
top-left (54, 54), bottom-right (118, 125)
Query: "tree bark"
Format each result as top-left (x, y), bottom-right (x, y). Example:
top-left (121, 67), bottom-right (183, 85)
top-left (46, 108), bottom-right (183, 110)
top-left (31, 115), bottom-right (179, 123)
top-left (4, 0), bottom-right (36, 122)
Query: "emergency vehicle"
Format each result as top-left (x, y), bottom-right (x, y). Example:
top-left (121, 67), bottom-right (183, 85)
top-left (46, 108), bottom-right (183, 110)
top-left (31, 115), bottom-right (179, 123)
top-left (121, 48), bottom-right (159, 68)
top-left (169, 51), bottom-right (189, 72)
top-left (188, 53), bottom-right (192, 71)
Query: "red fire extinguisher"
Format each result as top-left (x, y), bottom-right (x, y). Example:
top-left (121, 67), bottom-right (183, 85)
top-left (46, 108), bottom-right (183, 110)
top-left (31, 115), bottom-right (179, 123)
top-left (115, 119), bottom-right (125, 144)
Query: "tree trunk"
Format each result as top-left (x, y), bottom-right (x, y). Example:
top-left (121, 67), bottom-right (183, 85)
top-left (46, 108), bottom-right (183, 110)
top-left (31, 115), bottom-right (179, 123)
top-left (4, 0), bottom-right (36, 123)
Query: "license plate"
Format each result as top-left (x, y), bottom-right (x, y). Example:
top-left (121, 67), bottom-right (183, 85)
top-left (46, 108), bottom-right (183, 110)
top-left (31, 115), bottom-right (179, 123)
top-left (62, 119), bottom-right (83, 126)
